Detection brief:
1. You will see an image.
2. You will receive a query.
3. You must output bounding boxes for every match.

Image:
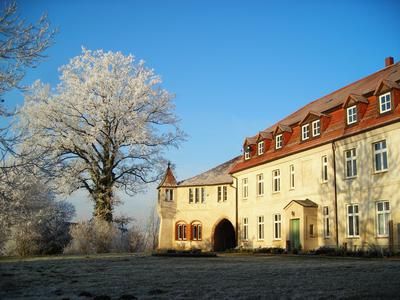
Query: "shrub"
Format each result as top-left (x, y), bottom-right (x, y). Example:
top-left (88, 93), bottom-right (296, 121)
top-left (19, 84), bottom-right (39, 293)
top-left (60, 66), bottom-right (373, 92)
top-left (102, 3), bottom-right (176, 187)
top-left (64, 218), bottom-right (147, 255)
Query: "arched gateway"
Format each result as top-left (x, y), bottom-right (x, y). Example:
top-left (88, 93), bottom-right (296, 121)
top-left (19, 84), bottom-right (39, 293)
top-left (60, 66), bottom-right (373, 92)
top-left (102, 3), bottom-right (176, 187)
top-left (213, 219), bottom-right (236, 251)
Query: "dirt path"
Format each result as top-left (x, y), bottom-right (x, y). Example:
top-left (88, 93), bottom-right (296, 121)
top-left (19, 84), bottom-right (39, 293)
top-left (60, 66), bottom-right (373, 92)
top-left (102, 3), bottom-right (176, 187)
top-left (1, 254), bottom-right (400, 299)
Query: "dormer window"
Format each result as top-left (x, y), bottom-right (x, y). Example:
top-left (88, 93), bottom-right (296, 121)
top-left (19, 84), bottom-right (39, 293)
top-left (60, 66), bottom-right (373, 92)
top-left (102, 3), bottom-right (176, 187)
top-left (347, 105), bottom-right (357, 125)
top-left (244, 146), bottom-right (251, 160)
top-left (275, 134), bottom-right (282, 149)
top-left (301, 124), bottom-right (310, 141)
top-left (258, 141), bottom-right (265, 155)
top-left (379, 92), bottom-right (391, 114)
top-left (312, 120), bottom-right (320, 136)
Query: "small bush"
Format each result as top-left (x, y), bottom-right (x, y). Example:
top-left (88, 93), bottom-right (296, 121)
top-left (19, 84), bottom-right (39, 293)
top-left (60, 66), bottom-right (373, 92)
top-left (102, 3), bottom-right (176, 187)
top-left (64, 218), bottom-right (133, 254)
top-left (64, 218), bottom-right (149, 255)
top-left (315, 246), bottom-right (336, 255)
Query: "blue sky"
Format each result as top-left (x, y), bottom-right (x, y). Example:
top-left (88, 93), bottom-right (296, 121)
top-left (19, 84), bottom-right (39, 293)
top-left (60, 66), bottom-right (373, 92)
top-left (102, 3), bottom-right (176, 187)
top-left (7, 0), bottom-right (400, 222)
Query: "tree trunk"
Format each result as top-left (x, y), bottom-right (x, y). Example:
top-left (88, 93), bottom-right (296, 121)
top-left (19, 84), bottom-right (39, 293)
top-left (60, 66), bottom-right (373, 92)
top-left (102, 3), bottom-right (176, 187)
top-left (92, 178), bottom-right (114, 222)
top-left (92, 138), bottom-right (115, 222)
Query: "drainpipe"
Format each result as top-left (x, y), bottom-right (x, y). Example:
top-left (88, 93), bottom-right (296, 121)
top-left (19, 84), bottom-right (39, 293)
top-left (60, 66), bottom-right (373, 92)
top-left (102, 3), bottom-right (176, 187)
top-left (332, 141), bottom-right (339, 248)
top-left (230, 175), bottom-right (239, 247)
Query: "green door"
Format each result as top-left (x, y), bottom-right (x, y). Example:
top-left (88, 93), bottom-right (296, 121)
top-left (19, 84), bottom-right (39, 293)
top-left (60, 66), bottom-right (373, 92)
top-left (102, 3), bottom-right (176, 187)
top-left (290, 219), bottom-right (300, 250)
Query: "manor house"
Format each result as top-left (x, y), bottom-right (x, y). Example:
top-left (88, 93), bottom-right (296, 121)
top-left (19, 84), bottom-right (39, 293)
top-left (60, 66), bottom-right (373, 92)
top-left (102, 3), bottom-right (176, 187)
top-left (158, 57), bottom-right (400, 252)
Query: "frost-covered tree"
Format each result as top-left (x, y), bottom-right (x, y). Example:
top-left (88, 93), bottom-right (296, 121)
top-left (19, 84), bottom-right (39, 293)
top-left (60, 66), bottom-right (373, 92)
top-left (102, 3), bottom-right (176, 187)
top-left (0, 169), bottom-right (75, 255)
top-left (0, 1), bottom-right (55, 96)
top-left (20, 48), bottom-right (184, 222)
top-left (0, 0), bottom-right (55, 161)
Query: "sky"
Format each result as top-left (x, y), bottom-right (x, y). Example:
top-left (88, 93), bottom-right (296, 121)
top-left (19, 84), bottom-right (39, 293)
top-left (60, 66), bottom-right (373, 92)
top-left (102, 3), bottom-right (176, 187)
top-left (5, 0), bottom-right (400, 224)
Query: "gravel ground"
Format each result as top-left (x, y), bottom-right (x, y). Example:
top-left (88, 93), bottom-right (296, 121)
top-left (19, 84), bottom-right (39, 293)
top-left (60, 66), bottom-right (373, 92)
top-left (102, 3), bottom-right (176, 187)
top-left (1, 254), bottom-right (400, 299)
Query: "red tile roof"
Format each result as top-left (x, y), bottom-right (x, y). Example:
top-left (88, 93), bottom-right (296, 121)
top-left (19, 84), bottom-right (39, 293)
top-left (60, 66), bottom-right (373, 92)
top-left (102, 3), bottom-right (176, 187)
top-left (158, 163), bottom-right (178, 188)
top-left (231, 62), bottom-right (400, 174)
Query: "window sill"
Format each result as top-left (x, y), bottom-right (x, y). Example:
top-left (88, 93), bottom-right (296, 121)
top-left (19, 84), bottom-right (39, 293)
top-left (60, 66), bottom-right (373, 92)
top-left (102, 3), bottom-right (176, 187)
top-left (321, 181), bottom-right (328, 184)
top-left (344, 176), bottom-right (357, 181)
top-left (273, 238), bottom-right (282, 241)
top-left (289, 188), bottom-right (295, 191)
top-left (375, 235), bottom-right (389, 239)
top-left (379, 109), bottom-right (392, 115)
top-left (272, 191), bottom-right (280, 194)
top-left (324, 236), bottom-right (331, 239)
top-left (373, 169), bottom-right (388, 175)
top-left (346, 236), bottom-right (360, 239)
top-left (347, 121), bottom-right (358, 126)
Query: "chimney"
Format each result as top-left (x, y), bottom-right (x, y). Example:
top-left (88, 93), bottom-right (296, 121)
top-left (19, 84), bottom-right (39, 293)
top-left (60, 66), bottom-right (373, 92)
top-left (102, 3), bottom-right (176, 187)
top-left (385, 56), bottom-right (394, 67)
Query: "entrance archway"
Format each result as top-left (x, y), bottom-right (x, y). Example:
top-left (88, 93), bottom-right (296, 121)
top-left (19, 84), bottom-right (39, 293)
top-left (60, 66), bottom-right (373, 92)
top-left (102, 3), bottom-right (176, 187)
top-left (213, 219), bottom-right (236, 251)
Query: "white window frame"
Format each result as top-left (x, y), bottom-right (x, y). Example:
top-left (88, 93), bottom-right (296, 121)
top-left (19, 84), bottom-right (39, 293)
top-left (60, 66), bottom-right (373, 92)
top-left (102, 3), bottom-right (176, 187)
top-left (177, 223), bottom-right (187, 241)
top-left (165, 188), bottom-right (173, 201)
top-left (273, 214), bottom-right (281, 240)
top-left (345, 148), bottom-right (357, 178)
top-left (275, 134), bottom-right (282, 149)
top-left (195, 187), bottom-right (199, 203)
top-left (289, 164), bottom-right (295, 190)
top-left (258, 141), bottom-right (265, 155)
top-left (257, 216), bottom-right (264, 240)
top-left (189, 188), bottom-right (193, 203)
top-left (217, 186), bottom-right (222, 202)
top-left (242, 178), bottom-right (248, 199)
top-left (321, 155), bottom-right (328, 182)
top-left (373, 140), bottom-right (388, 173)
top-left (347, 204), bottom-right (360, 238)
top-left (223, 186), bottom-right (227, 201)
top-left (244, 146), bottom-right (250, 160)
top-left (376, 201), bottom-right (390, 237)
top-left (312, 119), bottom-right (321, 137)
top-left (201, 187), bottom-right (205, 203)
top-left (301, 124), bottom-right (310, 141)
top-left (379, 92), bottom-right (391, 114)
top-left (347, 105), bottom-right (357, 125)
top-left (323, 206), bottom-right (330, 238)
top-left (191, 222), bottom-right (202, 241)
top-left (272, 169), bottom-right (280, 193)
top-left (256, 173), bottom-right (264, 196)
top-left (242, 217), bottom-right (248, 241)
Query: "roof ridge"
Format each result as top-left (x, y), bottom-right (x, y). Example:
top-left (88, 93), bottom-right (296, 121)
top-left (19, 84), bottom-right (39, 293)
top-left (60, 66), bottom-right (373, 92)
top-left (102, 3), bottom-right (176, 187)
top-left (262, 62), bottom-right (400, 131)
top-left (178, 156), bottom-right (240, 185)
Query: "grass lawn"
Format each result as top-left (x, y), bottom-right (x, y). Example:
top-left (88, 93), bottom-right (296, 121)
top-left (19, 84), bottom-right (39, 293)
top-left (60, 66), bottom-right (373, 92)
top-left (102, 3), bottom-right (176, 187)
top-left (1, 253), bottom-right (400, 299)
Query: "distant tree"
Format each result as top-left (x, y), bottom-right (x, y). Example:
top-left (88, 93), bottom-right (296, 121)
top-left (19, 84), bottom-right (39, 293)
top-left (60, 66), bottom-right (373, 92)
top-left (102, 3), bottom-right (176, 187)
top-left (145, 204), bottom-right (160, 250)
top-left (20, 48), bottom-right (185, 222)
top-left (0, 0), bottom-right (55, 162)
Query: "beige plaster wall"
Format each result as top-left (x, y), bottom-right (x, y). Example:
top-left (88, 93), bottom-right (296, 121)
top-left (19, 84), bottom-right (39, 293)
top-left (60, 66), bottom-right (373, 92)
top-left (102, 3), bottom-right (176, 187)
top-left (158, 182), bottom-right (237, 250)
top-left (234, 143), bottom-right (337, 250)
top-left (335, 122), bottom-right (400, 250)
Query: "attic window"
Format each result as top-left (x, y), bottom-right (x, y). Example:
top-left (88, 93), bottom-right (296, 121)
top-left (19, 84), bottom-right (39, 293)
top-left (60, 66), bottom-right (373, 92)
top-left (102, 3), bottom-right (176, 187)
top-left (275, 134), bottom-right (283, 149)
top-left (347, 105), bottom-right (357, 125)
top-left (379, 92), bottom-right (391, 114)
top-left (301, 124), bottom-right (310, 141)
top-left (244, 146), bottom-right (251, 160)
top-left (312, 120), bottom-right (321, 136)
top-left (258, 141), bottom-right (265, 155)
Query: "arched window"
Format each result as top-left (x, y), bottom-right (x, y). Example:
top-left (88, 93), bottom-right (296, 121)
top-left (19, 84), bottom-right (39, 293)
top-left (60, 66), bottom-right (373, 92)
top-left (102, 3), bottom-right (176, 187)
top-left (175, 222), bottom-right (187, 241)
top-left (191, 222), bottom-right (202, 241)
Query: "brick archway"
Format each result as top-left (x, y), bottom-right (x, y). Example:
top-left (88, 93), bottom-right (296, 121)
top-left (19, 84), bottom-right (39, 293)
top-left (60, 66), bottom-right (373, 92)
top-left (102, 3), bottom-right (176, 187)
top-left (213, 219), bottom-right (236, 251)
